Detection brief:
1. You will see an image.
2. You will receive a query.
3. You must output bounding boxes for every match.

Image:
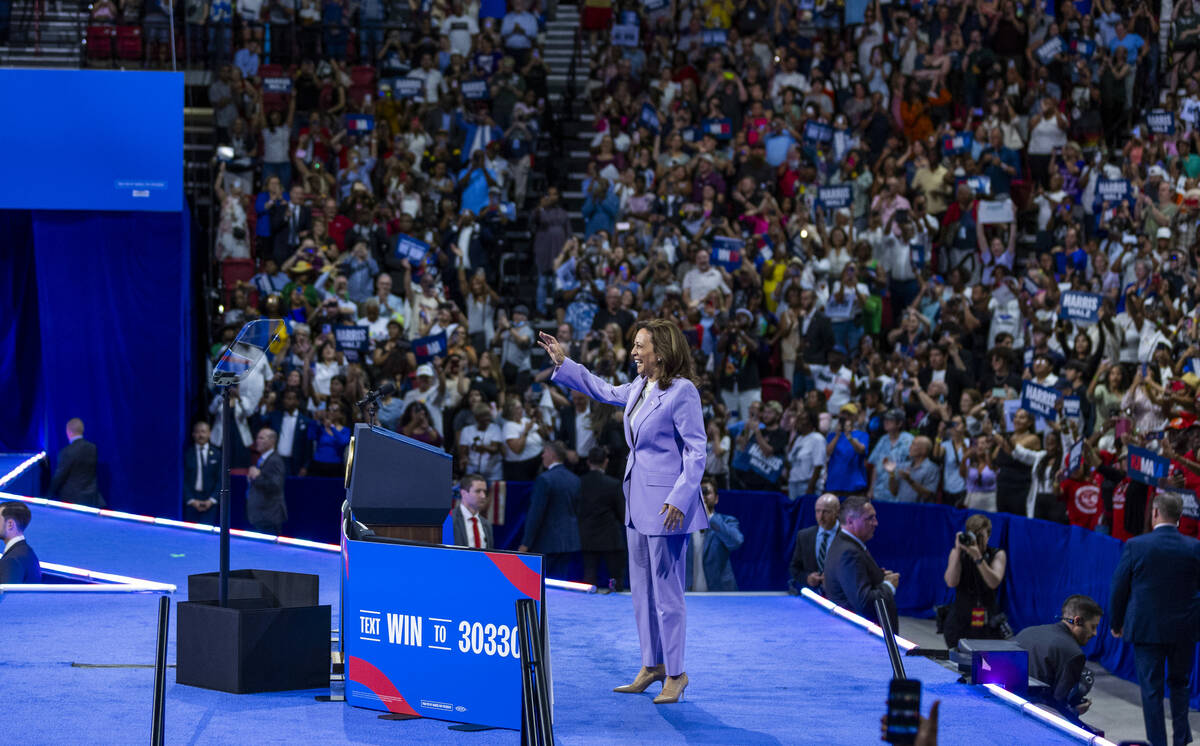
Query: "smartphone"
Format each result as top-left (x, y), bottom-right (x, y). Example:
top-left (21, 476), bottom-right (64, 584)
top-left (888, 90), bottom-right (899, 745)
top-left (885, 678), bottom-right (921, 744)
top-left (1115, 417), bottom-right (1131, 439)
top-left (616, 221), bottom-right (632, 231)
top-left (216, 145), bottom-right (235, 162)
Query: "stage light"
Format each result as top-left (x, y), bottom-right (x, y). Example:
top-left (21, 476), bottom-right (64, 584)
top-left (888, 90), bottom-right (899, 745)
top-left (0, 451), bottom-right (46, 489)
top-left (982, 684), bottom-right (1117, 746)
top-left (545, 578), bottom-right (596, 593)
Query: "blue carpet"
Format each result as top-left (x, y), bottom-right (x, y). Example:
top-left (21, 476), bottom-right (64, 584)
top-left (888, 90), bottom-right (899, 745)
top-left (5, 506), bottom-right (1080, 744)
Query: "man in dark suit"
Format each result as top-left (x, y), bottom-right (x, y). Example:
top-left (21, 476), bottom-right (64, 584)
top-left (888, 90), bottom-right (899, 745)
top-left (246, 428), bottom-right (287, 536)
top-left (49, 418), bottom-right (104, 508)
top-left (450, 473), bottom-right (495, 549)
top-left (1110, 491), bottom-right (1200, 746)
top-left (269, 184), bottom-right (312, 265)
top-left (917, 344), bottom-right (969, 406)
top-left (262, 388), bottom-right (313, 476)
top-left (558, 390), bottom-right (595, 475)
top-left (576, 447), bottom-right (625, 591)
top-left (518, 441), bottom-right (581, 579)
top-left (1015, 594), bottom-right (1103, 727)
top-left (686, 479), bottom-right (744, 591)
top-left (822, 496), bottom-right (900, 631)
top-left (798, 288), bottom-right (835, 367)
top-left (183, 421), bottom-right (222, 525)
top-left (788, 493), bottom-right (841, 594)
top-left (0, 500), bottom-right (41, 583)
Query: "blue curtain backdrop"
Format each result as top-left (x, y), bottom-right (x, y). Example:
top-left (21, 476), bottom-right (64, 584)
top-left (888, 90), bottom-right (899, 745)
top-left (0, 209), bottom-right (192, 517)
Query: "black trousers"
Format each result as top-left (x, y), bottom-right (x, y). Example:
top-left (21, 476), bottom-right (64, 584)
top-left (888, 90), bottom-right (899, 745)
top-left (1034, 492), bottom-right (1069, 524)
top-left (542, 552), bottom-right (573, 580)
top-left (582, 549), bottom-right (627, 591)
top-left (503, 456), bottom-right (541, 482)
top-left (1134, 640), bottom-right (1194, 746)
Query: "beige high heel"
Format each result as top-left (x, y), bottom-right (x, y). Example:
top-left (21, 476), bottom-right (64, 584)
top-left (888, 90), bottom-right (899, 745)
top-left (613, 665), bottom-right (666, 693)
top-left (653, 673), bottom-right (688, 704)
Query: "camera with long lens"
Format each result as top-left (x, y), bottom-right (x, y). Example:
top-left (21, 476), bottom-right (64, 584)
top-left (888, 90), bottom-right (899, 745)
top-left (957, 530), bottom-right (976, 547)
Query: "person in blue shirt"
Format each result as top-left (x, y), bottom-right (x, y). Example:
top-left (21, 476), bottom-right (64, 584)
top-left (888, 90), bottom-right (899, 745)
top-left (307, 404), bottom-right (353, 477)
top-left (1108, 20), bottom-right (1145, 109)
top-left (868, 409), bottom-right (914, 501)
top-left (582, 178), bottom-right (619, 237)
top-left (825, 403), bottom-right (869, 494)
top-left (979, 128), bottom-right (1020, 198)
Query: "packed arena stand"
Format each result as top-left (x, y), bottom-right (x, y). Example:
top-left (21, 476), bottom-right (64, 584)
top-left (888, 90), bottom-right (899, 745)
top-left (104, 0), bottom-right (1196, 544)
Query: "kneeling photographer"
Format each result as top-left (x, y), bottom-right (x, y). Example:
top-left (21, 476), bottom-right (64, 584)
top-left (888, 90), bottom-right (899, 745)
top-left (940, 514), bottom-right (1008, 649)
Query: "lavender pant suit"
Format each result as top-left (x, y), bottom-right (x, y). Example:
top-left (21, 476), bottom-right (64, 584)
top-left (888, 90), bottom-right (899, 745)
top-left (552, 359), bottom-right (709, 676)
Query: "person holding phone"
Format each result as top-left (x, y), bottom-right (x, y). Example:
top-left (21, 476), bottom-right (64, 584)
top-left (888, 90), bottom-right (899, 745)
top-left (538, 320), bottom-right (707, 704)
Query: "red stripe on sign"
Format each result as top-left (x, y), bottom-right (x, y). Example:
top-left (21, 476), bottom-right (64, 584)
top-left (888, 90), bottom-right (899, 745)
top-left (348, 656), bottom-right (420, 716)
top-left (485, 552), bottom-right (542, 599)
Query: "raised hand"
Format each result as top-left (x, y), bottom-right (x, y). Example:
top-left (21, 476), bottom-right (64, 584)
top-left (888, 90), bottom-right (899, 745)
top-left (537, 331), bottom-right (566, 366)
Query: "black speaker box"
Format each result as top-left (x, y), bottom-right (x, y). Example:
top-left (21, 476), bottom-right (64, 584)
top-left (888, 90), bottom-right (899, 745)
top-left (176, 570), bottom-right (330, 694)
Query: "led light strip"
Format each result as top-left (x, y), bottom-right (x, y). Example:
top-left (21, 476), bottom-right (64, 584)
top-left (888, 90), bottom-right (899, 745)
top-left (0, 583), bottom-right (175, 594)
top-left (983, 684), bottom-right (1117, 746)
top-left (800, 588), bottom-right (1115, 746)
top-left (0, 452), bottom-right (46, 489)
top-left (37, 561), bottom-right (176, 593)
top-left (545, 578), bottom-right (596, 593)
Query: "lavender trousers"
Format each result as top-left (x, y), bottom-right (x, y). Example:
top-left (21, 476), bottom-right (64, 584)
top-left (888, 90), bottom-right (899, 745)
top-left (626, 525), bottom-right (688, 677)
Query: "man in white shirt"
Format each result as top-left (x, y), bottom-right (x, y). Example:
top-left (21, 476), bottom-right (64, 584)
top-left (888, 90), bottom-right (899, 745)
top-left (500, 0), bottom-right (538, 61)
top-left (681, 245), bottom-right (732, 309)
top-left (440, 2), bottom-right (478, 57)
top-left (403, 364), bottom-right (445, 435)
top-left (450, 474), bottom-right (494, 549)
top-left (786, 411), bottom-right (827, 499)
top-left (407, 53), bottom-right (444, 104)
top-left (457, 404), bottom-right (504, 480)
top-left (184, 421), bottom-right (221, 524)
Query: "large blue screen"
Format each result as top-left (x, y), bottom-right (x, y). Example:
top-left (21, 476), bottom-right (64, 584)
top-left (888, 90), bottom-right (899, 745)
top-left (0, 70), bottom-right (182, 212)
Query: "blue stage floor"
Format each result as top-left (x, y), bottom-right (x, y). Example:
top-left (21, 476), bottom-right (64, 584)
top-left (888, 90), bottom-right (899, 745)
top-left (4, 505), bottom-right (1081, 744)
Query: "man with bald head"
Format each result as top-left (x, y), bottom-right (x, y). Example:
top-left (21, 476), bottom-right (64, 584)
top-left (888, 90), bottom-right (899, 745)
top-left (49, 418), bottom-right (104, 507)
top-left (591, 284), bottom-right (636, 340)
top-left (788, 494), bottom-right (841, 594)
top-left (886, 436), bottom-right (939, 503)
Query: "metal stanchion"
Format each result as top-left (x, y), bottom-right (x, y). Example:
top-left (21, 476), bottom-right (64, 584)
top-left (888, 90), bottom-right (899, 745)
top-left (516, 598), bottom-right (553, 746)
top-left (152, 594), bottom-right (170, 746)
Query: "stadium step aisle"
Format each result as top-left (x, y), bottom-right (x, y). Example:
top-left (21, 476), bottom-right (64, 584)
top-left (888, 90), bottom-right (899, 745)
top-left (0, 1), bottom-right (86, 68)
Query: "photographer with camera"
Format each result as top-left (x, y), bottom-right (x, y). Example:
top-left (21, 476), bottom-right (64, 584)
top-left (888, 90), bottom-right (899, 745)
top-left (940, 513), bottom-right (1008, 649)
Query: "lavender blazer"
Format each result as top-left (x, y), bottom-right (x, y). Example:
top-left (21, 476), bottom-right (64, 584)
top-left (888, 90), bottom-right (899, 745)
top-left (552, 358), bottom-right (709, 536)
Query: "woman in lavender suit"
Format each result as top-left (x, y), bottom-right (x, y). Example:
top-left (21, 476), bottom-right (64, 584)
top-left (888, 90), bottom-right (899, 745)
top-left (538, 319), bottom-right (708, 704)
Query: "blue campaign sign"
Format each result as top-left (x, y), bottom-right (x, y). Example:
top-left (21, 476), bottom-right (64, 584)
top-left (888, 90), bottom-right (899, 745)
top-left (711, 236), bottom-right (744, 270)
top-left (702, 29), bottom-right (728, 46)
top-left (1072, 38), bottom-right (1096, 57)
top-left (817, 184), bottom-right (853, 209)
top-left (1096, 178), bottom-right (1132, 205)
top-left (1062, 395), bottom-right (1082, 423)
top-left (412, 332), bottom-right (448, 363)
top-left (639, 102), bottom-right (660, 133)
top-left (461, 79), bottom-right (490, 100)
top-left (942, 132), bottom-right (973, 155)
top-left (731, 442), bottom-right (783, 483)
top-left (344, 538), bottom-right (543, 730)
top-left (803, 121), bottom-right (833, 148)
top-left (1059, 290), bottom-right (1101, 323)
top-left (346, 114), bottom-right (375, 133)
top-left (1021, 381), bottom-right (1059, 421)
top-left (393, 77), bottom-right (425, 99)
top-left (263, 76), bottom-right (292, 94)
top-left (394, 233), bottom-right (432, 265)
top-left (643, 0), bottom-right (668, 10)
top-left (701, 118), bottom-right (733, 140)
top-left (611, 24), bottom-right (639, 47)
top-left (966, 175), bottom-right (992, 197)
top-left (1035, 36), bottom-right (1064, 64)
top-left (1127, 446), bottom-right (1170, 485)
top-left (334, 325), bottom-right (370, 362)
top-left (1148, 109), bottom-right (1176, 135)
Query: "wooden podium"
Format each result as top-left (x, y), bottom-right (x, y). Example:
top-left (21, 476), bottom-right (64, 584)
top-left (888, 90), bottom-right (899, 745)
top-left (343, 424), bottom-right (453, 544)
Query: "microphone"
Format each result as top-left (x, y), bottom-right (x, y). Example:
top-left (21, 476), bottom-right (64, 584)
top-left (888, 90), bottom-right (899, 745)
top-left (356, 381), bottom-right (396, 407)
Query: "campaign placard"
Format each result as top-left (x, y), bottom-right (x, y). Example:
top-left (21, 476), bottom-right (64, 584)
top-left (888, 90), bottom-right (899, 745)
top-left (263, 76), bottom-right (292, 94)
top-left (701, 118), bottom-right (733, 140)
top-left (639, 102), bottom-right (660, 133)
top-left (732, 442), bottom-right (783, 483)
top-left (344, 539), bottom-right (543, 730)
top-left (942, 132), bottom-right (973, 155)
top-left (803, 121), bottom-right (833, 148)
top-left (977, 198), bottom-right (1014, 225)
top-left (817, 184), bottom-right (853, 209)
top-left (1036, 36), bottom-right (1065, 64)
top-left (1148, 109), bottom-right (1176, 135)
top-left (394, 233), bottom-right (432, 265)
top-left (611, 24), bottom-right (639, 47)
top-left (702, 29), bottom-right (728, 46)
top-left (412, 332), bottom-right (448, 363)
top-left (1127, 446), bottom-right (1170, 485)
top-left (1021, 381), bottom-right (1059, 421)
top-left (966, 175), bottom-right (992, 197)
top-left (346, 114), bottom-right (375, 133)
top-left (461, 79), bottom-right (490, 100)
top-left (1059, 290), bottom-right (1101, 323)
top-left (1096, 178), bottom-right (1133, 205)
top-left (334, 325), bottom-right (370, 362)
top-left (393, 77), bottom-right (425, 99)
top-left (711, 236), bottom-right (744, 271)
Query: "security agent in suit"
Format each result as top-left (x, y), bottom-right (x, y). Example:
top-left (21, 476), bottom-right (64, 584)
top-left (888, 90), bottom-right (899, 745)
top-left (246, 428), bottom-right (288, 536)
top-left (1109, 491), bottom-right (1200, 746)
top-left (49, 418), bottom-right (104, 508)
top-left (788, 493), bottom-right (841, 594)
top-left (1015, 594), bottom-right (1103, 727)
top-left (577, 447), bottom-right (627, 591)
top-left (261, 388), bottom-right (314, 476)
top-left (518, 441), bottom-right (582, 579)
top-left (0, 500), bottom-right (42, 584)
top-left (685, 479), bottom-right (745, 592)
top-left (269, 185), bottom-right (313, 265)
top-left (183, 421), bottom-right (222, 525)
top-left (451, 473), bottom-right (495, 549)
top-left (822, 496), bottom-right (900, 631)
